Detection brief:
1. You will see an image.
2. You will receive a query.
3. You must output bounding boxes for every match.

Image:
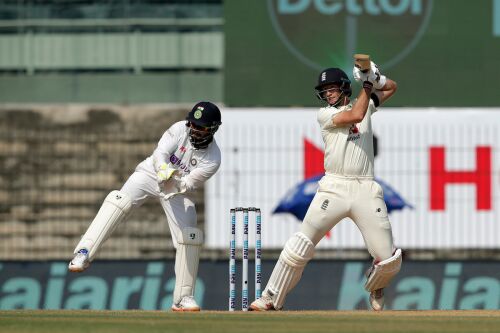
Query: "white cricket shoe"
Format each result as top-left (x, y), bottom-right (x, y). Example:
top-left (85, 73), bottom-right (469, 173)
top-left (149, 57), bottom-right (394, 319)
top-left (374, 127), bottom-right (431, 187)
top-left (249, 294), bottom-right (277, 311)
top-left (68, 249), bottom-right (90, 272)
top-left (171, 296), bottom-right (201, 312)
top-left (369, 288), bottom-right (385, 311)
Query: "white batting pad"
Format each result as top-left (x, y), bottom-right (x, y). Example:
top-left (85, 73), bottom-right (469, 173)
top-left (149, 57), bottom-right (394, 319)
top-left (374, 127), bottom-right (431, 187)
top-left (365, 248), bottom-right (402, 292)
top-left (265, 232), bottom-right (315, 309)
top-left (74, 190), bottom-right (132, 261)
top-left (173, 227), bottom-right (203, 304)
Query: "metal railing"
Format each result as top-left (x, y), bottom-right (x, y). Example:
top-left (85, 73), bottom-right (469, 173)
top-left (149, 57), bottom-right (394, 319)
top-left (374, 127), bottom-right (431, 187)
top-left (0, 17), bottom-right (223, 29)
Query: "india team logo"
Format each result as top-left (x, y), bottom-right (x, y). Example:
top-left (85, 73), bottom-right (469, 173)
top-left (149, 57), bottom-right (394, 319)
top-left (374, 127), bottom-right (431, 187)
top-left (267, 0), bottom-right (434, 71)
top-left (194, 106), bottom-right (204, 119)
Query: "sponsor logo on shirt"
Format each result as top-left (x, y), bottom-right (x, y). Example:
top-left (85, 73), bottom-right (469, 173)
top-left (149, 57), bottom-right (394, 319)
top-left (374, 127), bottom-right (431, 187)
top-left (347, 124), bottom-right (360, 141)
top-left (169, 154), bottom-right (191, 173)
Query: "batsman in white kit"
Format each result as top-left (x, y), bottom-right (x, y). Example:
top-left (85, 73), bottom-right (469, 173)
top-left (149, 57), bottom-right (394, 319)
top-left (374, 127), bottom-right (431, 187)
top-left (251, 60), bottom-right (401, 311)
top-left (68, 101), bottom-right (222, 312)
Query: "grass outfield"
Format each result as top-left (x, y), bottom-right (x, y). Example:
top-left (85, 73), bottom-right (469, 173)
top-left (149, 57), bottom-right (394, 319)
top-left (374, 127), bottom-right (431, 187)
top-left (1, 310), bottom-right (499, 333)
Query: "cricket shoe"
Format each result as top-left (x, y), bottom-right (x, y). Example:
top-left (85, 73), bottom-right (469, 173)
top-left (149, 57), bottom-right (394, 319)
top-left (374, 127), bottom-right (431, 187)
top-left (171, 296), bottom-right (201, 312)
top-left (249, 294), bottom-right (277, 311)
top-left (68, 249), bottom-right (90, 272)
top-left (369, 288), bottom-right (385, 311)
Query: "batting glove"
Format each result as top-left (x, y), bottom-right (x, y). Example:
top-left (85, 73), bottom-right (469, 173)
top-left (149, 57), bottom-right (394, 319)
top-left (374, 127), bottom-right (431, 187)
top-left (369, 61), bottom-right (387, 90)
top-left (353, 66), bottom-right (368, 82)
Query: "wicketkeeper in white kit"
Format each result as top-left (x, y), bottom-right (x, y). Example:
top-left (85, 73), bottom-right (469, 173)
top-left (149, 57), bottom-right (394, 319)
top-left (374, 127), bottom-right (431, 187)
top-left (251, 61), bottom-right (401, 311)
top-left (68, 101), bottom-right (222, 312)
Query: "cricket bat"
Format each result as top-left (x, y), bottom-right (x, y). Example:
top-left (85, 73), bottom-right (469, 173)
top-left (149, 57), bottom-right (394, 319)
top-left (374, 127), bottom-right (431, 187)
top-left (354, 54), bottom-right (371, 73)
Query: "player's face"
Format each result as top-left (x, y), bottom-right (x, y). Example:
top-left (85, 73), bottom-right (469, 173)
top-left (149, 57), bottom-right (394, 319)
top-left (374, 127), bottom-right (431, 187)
top-left (188, 122), bottom-right (212, 140)
top-left (320, 83), bottom-right (342, 106)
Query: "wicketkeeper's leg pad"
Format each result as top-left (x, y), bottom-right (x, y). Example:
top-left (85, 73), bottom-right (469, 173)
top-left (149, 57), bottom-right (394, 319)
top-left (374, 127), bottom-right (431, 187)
top-left (264, 232), bottom-right (315, 309)
top-left (173, 227), bottom-right (203, 304)
top-left (74, 190), bottom-right (132, 261)
top-left (365, 248), bottom-right (402, 292)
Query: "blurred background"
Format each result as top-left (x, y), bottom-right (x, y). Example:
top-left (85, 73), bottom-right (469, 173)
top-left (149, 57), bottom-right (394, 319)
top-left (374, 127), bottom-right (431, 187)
top-left (0, 0), bottom-right (499, 311)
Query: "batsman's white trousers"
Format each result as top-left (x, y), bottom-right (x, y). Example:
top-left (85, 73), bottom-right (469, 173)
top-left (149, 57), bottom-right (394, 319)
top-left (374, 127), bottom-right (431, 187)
top-left (121, 165), bottom-right (196, 248)
top-left (300, 174), bottom-right (394, 261)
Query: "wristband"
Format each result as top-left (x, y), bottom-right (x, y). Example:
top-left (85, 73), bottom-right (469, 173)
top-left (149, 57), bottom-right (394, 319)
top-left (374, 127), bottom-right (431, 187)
top-left (370, 93), bottom-right (380, 107)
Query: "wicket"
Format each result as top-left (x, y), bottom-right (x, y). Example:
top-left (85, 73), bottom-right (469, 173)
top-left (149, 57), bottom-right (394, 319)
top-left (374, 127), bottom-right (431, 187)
top-left (229, 207), bottom-right (262, 311)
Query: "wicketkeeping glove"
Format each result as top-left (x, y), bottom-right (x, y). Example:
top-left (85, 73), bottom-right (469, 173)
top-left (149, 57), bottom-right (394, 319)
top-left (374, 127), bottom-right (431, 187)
top-left (160, 173), bottom-right (188, 200)
top-left (156, 162), bottom-right (177, 183)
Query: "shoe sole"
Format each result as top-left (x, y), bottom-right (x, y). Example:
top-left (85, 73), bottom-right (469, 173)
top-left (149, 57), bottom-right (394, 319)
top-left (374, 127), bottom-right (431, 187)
top-left (249, 304), bottom-right (275, 311)
top-left (68, 263), bottom-right (89, 273)
top-left (171, 307), bottom-right (201, 312)
top-left (68, 267), bottom-right (86, 273)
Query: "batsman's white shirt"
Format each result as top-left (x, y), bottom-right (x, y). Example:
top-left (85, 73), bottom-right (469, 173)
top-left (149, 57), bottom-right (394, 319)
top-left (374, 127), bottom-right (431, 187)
top-left (120, 121), bottom-right (221, 246)
top-left (301, 99), bottom-right (394, 261)
top-left (318, 99), bottom-right (377, 178)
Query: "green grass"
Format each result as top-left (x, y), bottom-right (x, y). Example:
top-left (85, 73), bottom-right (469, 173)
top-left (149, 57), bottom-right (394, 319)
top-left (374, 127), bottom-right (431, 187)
top-left (0, 310), bottom-right (499, 333)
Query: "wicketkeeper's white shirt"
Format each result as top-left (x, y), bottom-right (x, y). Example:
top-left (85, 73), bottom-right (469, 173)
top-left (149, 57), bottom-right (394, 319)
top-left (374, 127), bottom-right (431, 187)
top-left (138, 120), bottom-right (221, 192)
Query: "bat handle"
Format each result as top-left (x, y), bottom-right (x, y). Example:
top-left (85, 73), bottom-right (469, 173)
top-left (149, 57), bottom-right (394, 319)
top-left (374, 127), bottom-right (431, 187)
top-left (354, 53), bottom-right (371, 73)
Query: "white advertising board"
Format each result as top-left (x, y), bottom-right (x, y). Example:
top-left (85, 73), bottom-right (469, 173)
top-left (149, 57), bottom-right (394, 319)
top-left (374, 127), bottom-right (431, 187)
top-left (206, 109), bottom-right (500, 250)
